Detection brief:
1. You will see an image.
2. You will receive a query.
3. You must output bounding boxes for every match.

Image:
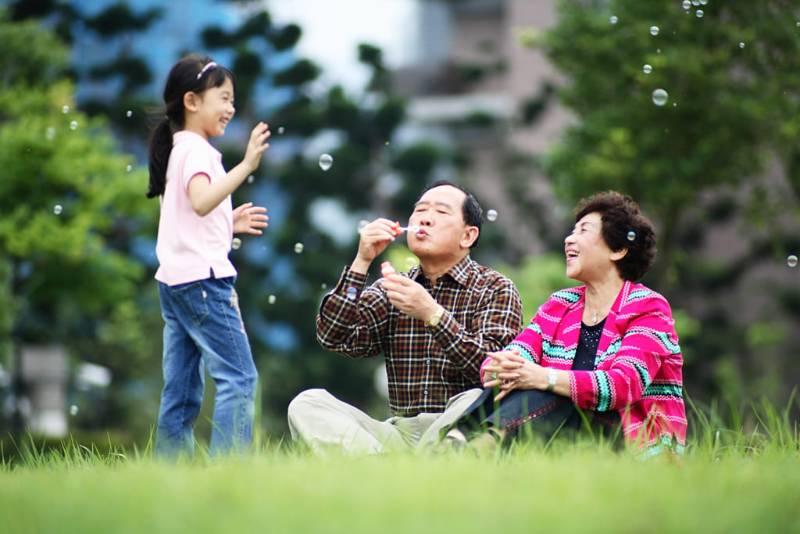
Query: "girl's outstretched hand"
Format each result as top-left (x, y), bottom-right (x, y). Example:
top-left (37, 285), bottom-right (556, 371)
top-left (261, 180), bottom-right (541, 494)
top-left (243, 122), bottom-right (271, 172)
top-left (233, 202), bottom-right (269, 235)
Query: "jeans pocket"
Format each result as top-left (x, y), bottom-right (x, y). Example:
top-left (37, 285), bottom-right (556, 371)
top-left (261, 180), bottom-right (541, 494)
top-left (169, 281), bottom-right (210, 325)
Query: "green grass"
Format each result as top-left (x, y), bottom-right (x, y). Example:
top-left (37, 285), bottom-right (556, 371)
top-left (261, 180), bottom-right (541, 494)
top-left (1, 398), bottom-right (798, 534)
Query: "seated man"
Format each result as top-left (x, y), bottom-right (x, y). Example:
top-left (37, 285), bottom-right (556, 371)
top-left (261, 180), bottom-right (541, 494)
top-left (288, 181), bottom-right (523, 453)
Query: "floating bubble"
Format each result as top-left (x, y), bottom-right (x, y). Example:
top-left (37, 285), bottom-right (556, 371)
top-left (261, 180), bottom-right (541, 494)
top-left (69, 120), bottom-right (78, 130)
top-left (486, 209), bottom-right (498, 222)
top-left (62, 105), bottom-right (70, 114)
top-left (788, 255), bottom-right (799, 268)
top-left (696, 9), bottom-right (704, 18)
top-left (738, 42), bottom-right (745, 49)
top-left (46, 127), bottom-right (56, 141)
top-left (682, 0), bottom-right (691, 9)
top-left (346, 287), bottom-right (358, 301)
top-left (247, 175), bottom-right (254, 184)
top-left (652, 88), bottom-right (669, 107)
top-left (53, 204), bottom-right (63, 216)
top-left (69, 405), bottom-right (79, 416)
top-left (277, 126), bottom-right (285, 135)
top-left (699, 0), bottom-right (707, 4)
top-left (609, 15), bottom-right (618, 25)
top-left (268, 294), bottom-right (276, 304)
top-left (294, 242), bottom-right (304, 254)
top-left (126, 110), bottom-right (133, 118)
top-left (643, 64), bottom-right (653, 74)
top-left (321, 283), bottom-right (328, 290)
top-left (627, 231), bottom-right (636, 242)
top-left (796, 21), bottom-right (800, 27)
top-left (231, 237), bottom-right (242, 250)
top-left (656, 48), bottom-right (661, 54)
top-left (126, 164), bottom-right (132, 173)
top-left (691, 0), bottom-right (700, 5)
top-left (650, 26), bottom-right (659, 36)
top-left (357, 219), bottom-right (369, 232)
top-left (319, 153), bottom-right (333, 171)
top-left (404, 257), bottom-right (418, 271)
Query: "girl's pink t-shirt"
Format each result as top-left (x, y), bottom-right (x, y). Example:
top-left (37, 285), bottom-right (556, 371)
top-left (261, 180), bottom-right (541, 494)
top-left (155, 130), bottom-right (236, 286)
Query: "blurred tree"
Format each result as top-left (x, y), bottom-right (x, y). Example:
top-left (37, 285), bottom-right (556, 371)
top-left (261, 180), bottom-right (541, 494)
top-left (0, 13), bottom-right (157, 436)
top-left (536, 0), bottom-right (800, 401)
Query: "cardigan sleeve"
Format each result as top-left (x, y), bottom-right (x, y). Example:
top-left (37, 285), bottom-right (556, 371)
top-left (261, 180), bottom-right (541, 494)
top-left (569, 293), bottom-right (680, 412)
top-left (478, 299), bottom-right (551, 382)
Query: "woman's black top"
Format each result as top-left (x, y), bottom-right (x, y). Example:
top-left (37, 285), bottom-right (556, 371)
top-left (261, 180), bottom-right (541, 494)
top-left (571, 319), bottom-right (606, 371)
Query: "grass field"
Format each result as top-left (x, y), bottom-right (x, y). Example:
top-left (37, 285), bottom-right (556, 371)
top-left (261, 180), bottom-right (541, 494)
top-left (1, 400), bottom-right (798, 534)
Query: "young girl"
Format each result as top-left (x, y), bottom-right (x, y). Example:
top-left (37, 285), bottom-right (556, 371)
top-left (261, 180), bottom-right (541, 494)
top-left (147, 55), bottom-right (270, 456)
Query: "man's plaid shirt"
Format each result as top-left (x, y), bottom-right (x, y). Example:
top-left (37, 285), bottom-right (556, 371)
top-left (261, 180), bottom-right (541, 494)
top-left (316, 256), bottom-right (523, 416)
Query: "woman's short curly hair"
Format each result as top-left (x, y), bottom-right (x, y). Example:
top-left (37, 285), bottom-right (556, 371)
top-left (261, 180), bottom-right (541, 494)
top-left (574, 191), bottom-right (657, 281)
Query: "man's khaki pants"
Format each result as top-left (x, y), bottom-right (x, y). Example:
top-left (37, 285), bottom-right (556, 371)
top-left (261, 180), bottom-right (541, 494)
top-left (287, 388), bottom-right (484, 454)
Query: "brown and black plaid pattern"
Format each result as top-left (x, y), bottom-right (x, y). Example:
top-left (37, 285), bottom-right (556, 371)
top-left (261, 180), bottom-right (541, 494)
top-left (317, 256), bottom-right (523, 416)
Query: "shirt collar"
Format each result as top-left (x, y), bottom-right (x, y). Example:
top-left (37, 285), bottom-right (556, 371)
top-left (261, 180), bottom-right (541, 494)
top-left (411, 255), bottom-right (474, 287)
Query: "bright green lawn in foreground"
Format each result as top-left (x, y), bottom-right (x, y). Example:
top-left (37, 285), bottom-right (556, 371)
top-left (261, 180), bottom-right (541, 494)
top-left (1, 442), bottom-right (799, 534)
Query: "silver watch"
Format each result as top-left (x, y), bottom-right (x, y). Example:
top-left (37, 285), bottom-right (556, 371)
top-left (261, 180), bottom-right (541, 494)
top-left (546, 369), bottom-right (557, 392)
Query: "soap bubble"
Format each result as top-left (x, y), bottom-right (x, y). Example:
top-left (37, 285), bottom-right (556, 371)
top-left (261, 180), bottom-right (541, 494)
top-left (126, 110), bottom-right (133, 118)
top-left (62, 105), bottom-right (70, 114)
top-left (627, 231), bottom-right (636, 242)
top-left (788, 255), bottom-right (799, 268)
top-left (486, 209), bottom-right (498, 222)
top-left (231, 237), bottom-right (242, 250)
top-left (294, 242), bottom-right (304, 254)
top-left (268, 294), bottom-right (276, 304)
top-left (682, 0), bottom-right (691, 9)
top-left (699, 0), bottom-right (707, 4)
top-left (321, 283), bottom-right (328, 290)
top-left (692, 0), bottom-right (700, 5)
top-left (69, 405), bottom-right (79, 416)
top-left (69, 120), bottom-right (78, 130)
top-left (46, 127), bottom-right (56, 141)
top-left (277, 126), bottom-right (285, 135)
top-left (358, 219), bottom-right (370, 233)
top-left (696, 9), bottom-right (704, 18)
top-left (126, 164), bottom-right (132, 173)
top-left (652, 88), bottom-right (669, 106)
top-left (404, 257), bottom-right (418, 271)
top-left (650, 26), bottom-right (659, 36)
top-left (247, 175), bottom-right (254, 184)
top-left (346, 287), bottom-right (358, 301)
top-left (609, 15), bottom-right (618, 25)
top-left (738, 42), bottom-right (745, 49)
top-left (643, 64), bottom-right (653, 74)
top-left (53, 204), bottom-right (63, 216)
top-left (319, 153), bottom-right (333, 171)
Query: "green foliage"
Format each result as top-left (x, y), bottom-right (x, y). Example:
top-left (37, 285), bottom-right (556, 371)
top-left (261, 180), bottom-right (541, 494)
top-left (0, 15), bottom-right (156, 380)
top-left (497, 254), bottom-right (571, 321)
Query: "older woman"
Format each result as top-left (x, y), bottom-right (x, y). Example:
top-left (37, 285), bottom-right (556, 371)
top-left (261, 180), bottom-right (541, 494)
top-left (446, 191), bottom-right (686, 455)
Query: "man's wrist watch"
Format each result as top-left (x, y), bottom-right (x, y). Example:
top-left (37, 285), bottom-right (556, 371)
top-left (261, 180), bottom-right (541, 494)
top-left (545, 369), bottom-right (558, 392)
top-left (426, 305), bottom-right (444, 327)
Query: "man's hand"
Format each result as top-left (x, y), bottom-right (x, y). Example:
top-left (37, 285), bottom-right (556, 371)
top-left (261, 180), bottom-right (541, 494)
top-left (351, 218), bottom-right (399, 274)
top-left (233, 202), bottom-right (269, 235)
top-left (381, 273), bottom-right (439, 322)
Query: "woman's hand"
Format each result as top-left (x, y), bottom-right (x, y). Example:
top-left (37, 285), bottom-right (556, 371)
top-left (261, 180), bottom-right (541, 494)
top-left (483, 350), bottom-right (547, 401)
top-left (233, 202), bottom-right (269, 235)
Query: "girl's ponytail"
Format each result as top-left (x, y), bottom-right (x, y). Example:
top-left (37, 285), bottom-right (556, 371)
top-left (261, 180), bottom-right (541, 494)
top-left (147, 118), bottom-right (173, 198)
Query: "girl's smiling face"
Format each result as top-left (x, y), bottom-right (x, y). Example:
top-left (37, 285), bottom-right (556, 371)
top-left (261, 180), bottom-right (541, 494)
top-left (187, 77), bottom-right (236, 139)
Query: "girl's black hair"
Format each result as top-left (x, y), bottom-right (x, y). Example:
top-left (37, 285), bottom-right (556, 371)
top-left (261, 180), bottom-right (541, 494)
top-left (146, 54), bottom-right (235, 198)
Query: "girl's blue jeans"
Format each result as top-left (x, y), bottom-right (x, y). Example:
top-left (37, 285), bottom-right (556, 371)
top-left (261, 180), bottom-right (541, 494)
top-left (155, 276), bottom-right (258, 457)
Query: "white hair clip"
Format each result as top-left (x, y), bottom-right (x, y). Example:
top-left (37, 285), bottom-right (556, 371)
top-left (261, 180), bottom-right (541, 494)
top-left (196, 62), bottom-right (218, 80)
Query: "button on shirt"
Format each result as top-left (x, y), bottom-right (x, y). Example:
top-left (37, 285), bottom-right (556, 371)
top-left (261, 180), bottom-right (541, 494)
top-left (317, 256), bottom-right (523, 416)
top-left (155, 130), bottom-right (236, 286)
